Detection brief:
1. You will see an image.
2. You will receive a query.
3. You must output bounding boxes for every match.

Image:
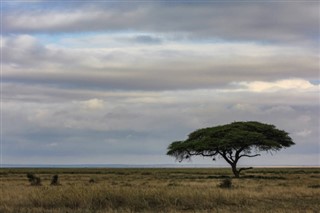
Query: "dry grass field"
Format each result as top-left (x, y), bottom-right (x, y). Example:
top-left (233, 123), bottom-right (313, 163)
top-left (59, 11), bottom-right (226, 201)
top-left (0, 167), bottom-right (319, 213)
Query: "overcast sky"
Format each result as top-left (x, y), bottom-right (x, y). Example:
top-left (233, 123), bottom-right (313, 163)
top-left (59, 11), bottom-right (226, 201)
top-left (2, 0), bottom-right (319, 166)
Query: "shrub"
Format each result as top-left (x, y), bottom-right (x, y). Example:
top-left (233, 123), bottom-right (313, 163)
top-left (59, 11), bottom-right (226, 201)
top-left (308, 184), bottom-right (320, 189)
top-left (51, 175), bottom-right (60, 186)
top-left (218, 178), bottom-right (232, 189)
top-left (26, 173), bottom-right (41, 186)
top-left (89, 178), bottom-right (96, 184)
top-left (26, 173), bottom-right (35, 182)
top-left (167, 182), bottom-right (180, 187)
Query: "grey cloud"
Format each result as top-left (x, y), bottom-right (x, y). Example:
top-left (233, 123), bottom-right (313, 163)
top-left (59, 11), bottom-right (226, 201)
top-left (3, 35), bottom-right (318, 91)
top-left (4, 59), bottom-right (318, 91)
top-left (131, 35), bottom-right (163, 44)
top-left (2, 35), bottom-right (81, 70)
top-left (5, 129), bottom-right (163, 156)
top-left (3, 2), bottom-right (319, 44)
top-left (3, 86), bottom-right (319, 164)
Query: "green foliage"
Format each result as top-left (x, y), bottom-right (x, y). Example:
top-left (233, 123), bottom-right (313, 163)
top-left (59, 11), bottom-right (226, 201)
top-left (167, 121), bottom-right (295, 177)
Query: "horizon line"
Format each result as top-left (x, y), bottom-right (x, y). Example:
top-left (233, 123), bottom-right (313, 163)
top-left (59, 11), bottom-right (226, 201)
top-left (1, 163), bottom-right (319, 169)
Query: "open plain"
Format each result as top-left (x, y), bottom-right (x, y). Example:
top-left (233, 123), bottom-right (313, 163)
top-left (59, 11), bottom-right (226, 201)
top-left (1, 167), bottom-right (319, 213)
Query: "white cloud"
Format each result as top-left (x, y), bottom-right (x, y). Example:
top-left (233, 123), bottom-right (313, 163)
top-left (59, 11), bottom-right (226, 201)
top-left (236, 79), bottom-right (319, 92)
top-left (82, 98), bottom-right (105, 110)
top-left (295, 130), bottom-right (312, 137)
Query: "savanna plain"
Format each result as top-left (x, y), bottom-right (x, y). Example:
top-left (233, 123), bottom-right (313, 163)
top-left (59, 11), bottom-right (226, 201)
top-left (1, 167), bottom-right (319, 213)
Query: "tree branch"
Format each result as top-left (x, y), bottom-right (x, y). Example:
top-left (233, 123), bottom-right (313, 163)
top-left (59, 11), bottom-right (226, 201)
top-left (239, 154), bottom-right (261, 158)
top-left (227, 152), bottom-right (235, 163)
top-left (186, 150), bottom-right (217, 157)
top-left (200, 153), bottom-right (216, 157)
top-left (235, 147), bottom-right (246, 158)
top-left (219, 151), bottom-right (233, 165)
top-left (238, 167), bottom-right (253, 173)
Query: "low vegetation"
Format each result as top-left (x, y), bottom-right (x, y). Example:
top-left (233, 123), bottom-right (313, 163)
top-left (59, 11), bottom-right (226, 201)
top-left (218, 178), bottom-right (232, 189)
top-left (26, 173), bottom-right (42, 186)
top-left (0, 167), bottom-right (319, 212)
top-left (50, 174), bottom-right (59, 186)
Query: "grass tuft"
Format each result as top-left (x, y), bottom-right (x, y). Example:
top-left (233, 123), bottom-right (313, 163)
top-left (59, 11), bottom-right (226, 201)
top-left (218, 178), bottom-right (233, 189)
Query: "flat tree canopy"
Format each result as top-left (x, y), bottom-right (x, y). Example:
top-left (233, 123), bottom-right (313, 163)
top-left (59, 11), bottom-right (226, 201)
top-left (167, 121), bottom-right (294, 177)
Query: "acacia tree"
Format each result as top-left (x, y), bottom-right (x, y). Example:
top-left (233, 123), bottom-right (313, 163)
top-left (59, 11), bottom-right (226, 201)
top-left (167, 121), bottom-right (294, 178)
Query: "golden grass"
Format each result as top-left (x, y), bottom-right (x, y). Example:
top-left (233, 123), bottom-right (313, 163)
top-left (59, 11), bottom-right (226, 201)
top-left (1, 168), bottom-right (319, 212)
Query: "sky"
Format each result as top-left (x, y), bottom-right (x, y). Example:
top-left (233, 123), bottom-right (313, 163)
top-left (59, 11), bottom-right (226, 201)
top-left (1, 0), bottom-right (319, 166)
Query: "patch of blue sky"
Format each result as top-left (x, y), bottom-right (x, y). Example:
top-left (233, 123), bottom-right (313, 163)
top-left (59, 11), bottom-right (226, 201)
top-left (36, 32), bottom-right (97, 45)
top-left (2, 0), bottom-right (141, 12)
top-left (2, 0), bottom-right (57, 11)
top-left (35, 31), bottom-right (263, 51)
top-left (309, 80), bottom-right (320, 85)
top-left (35, 30), bottom-right (167, 47)
top-left (1, 1), bottom-right (91, 18)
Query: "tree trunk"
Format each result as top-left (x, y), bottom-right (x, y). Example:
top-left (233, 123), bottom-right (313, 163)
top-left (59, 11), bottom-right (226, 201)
top-left (231, 164), bottom-right (240, 178)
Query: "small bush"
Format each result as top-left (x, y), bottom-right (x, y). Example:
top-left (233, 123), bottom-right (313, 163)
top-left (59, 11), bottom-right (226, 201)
top-left (308, 184), bottom-right (320, 189)
top-left (242, 175), bottom-right (286, 180)
top-left (218, 178), bottom-right (232, 189)
top-left (51, 175), bottom-right (60, 186)
top-left (89, 178), bottom-right (96, 184)
top-left (167, 182), bottom-right (180, 187)
top-left (141, 172), bottom-right (152, 175)
top-left (26, 173), bottom-right (41, 186)
top-left (26, 173), bottom-right (35, 181)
